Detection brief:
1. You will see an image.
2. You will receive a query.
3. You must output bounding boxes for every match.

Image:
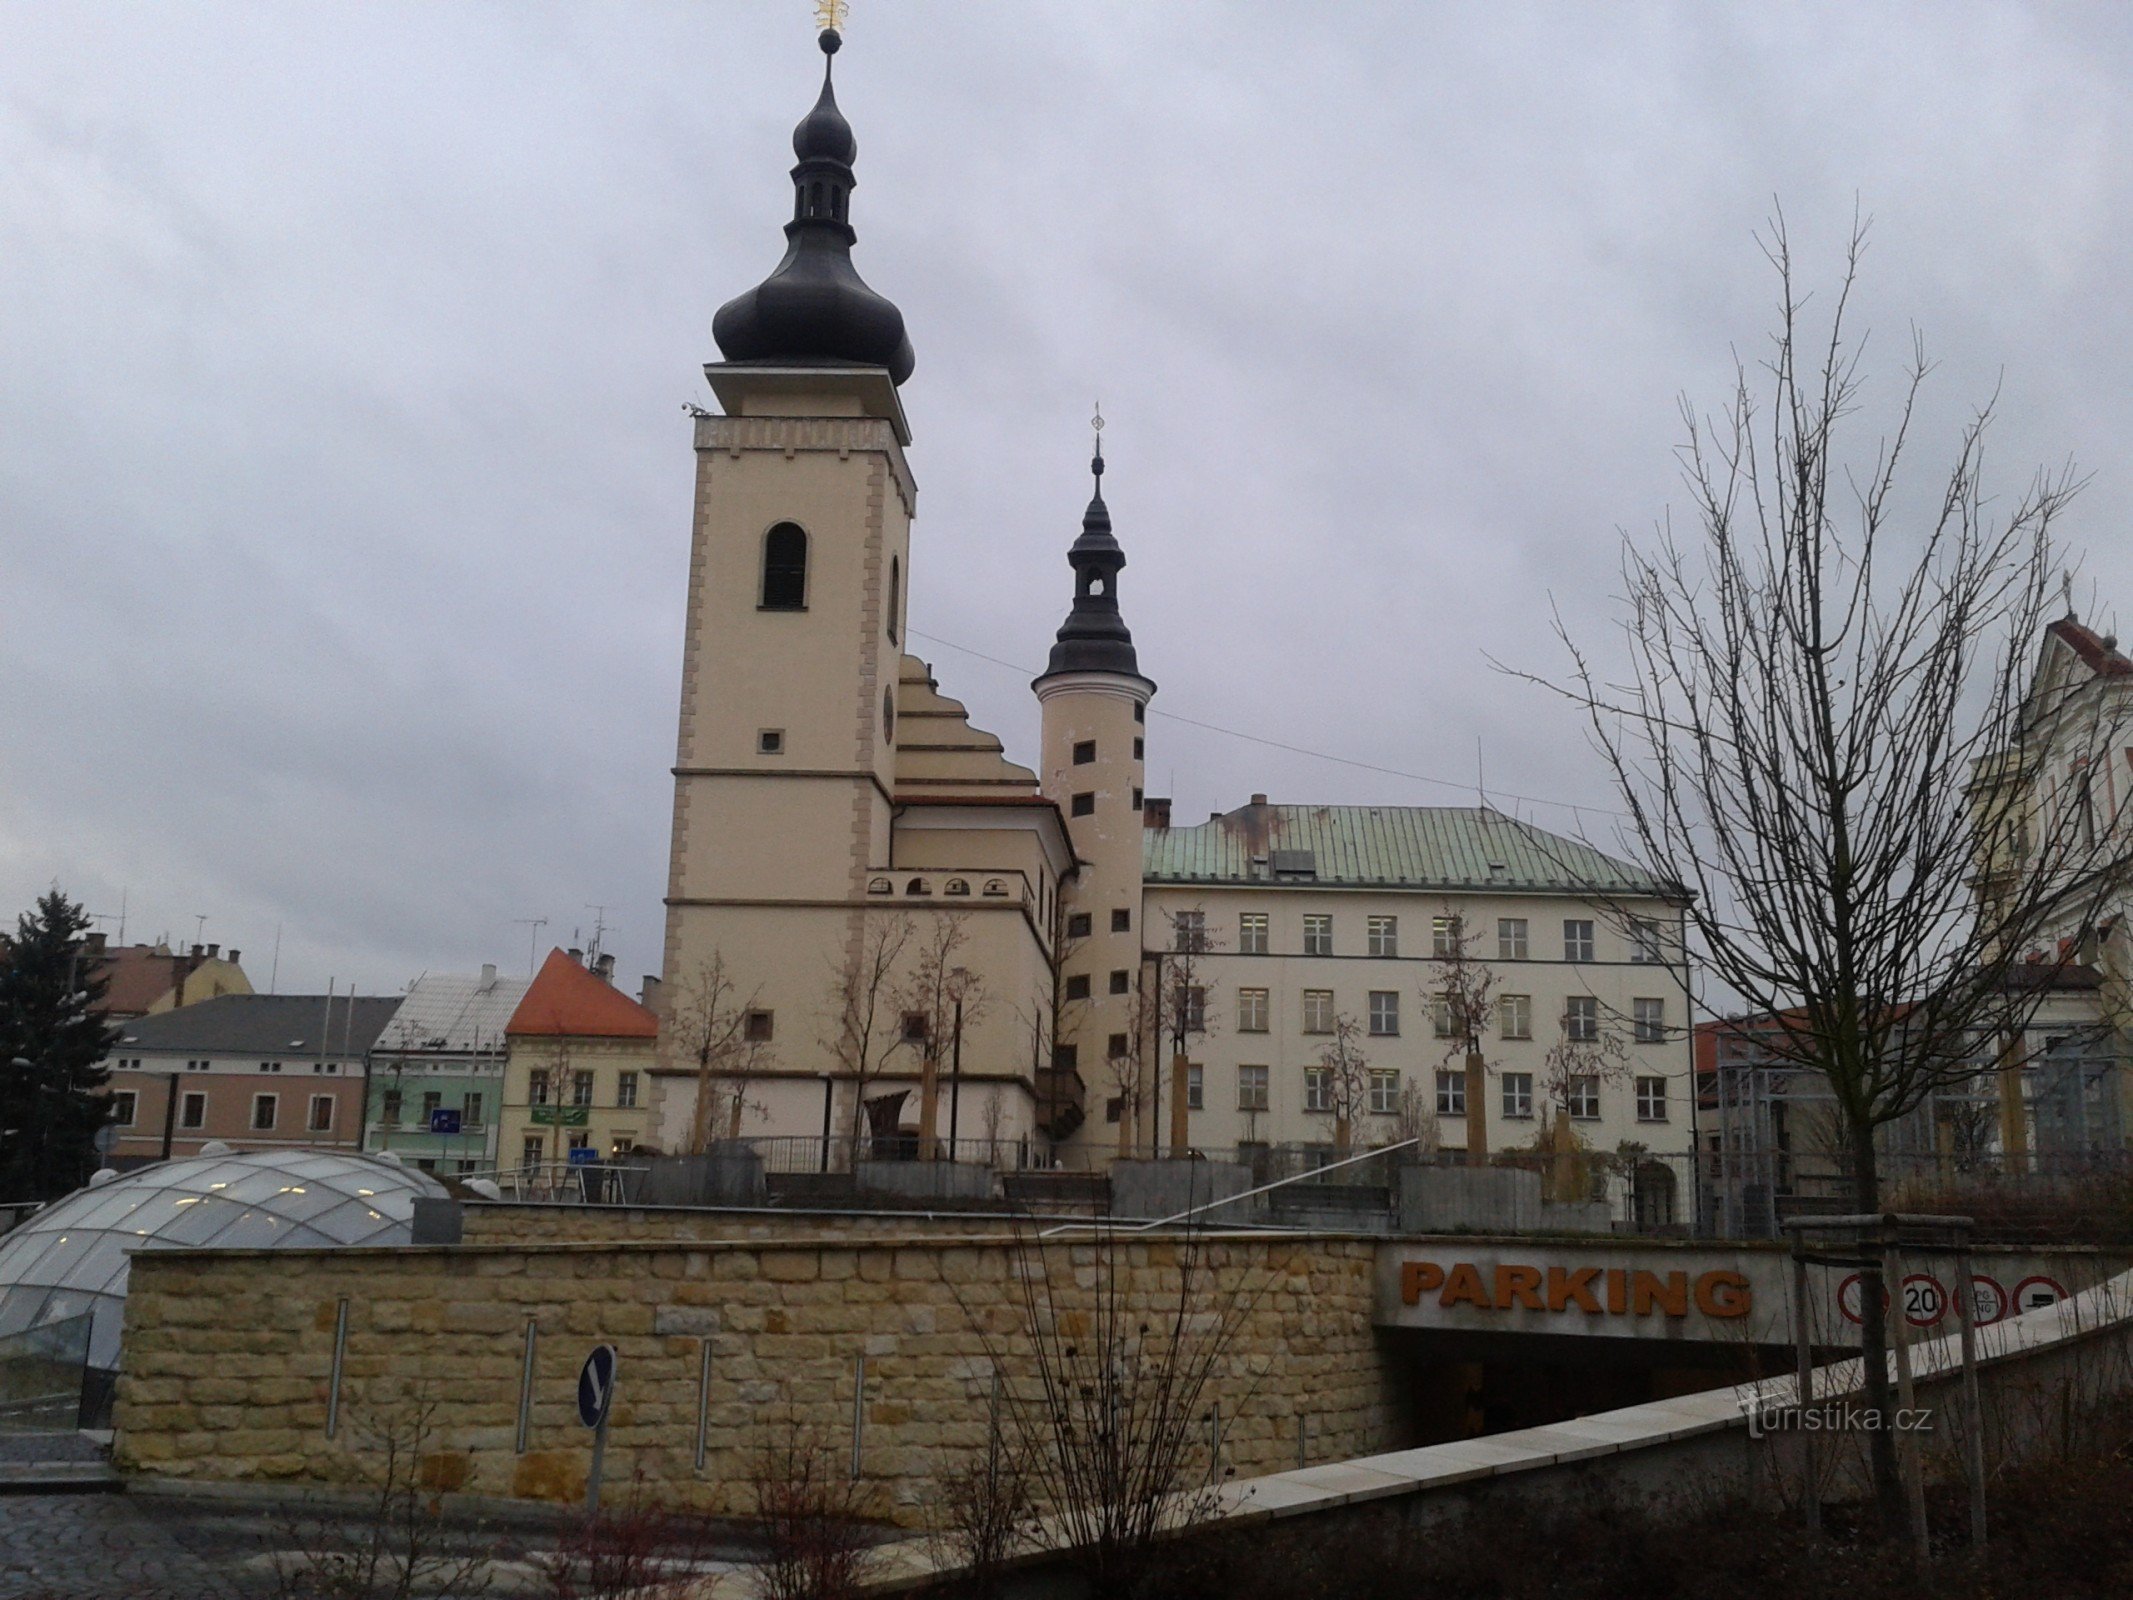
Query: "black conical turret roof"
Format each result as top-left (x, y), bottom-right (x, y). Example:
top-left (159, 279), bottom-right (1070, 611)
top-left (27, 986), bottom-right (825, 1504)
top-left (712, 30), bottom-right (914, 385)
top-left (1040, 437), bottom-right (1145, 680)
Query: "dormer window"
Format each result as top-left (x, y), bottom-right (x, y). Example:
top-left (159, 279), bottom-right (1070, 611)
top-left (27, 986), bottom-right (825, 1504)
top-left (760, 523), bottom-right (808, 610)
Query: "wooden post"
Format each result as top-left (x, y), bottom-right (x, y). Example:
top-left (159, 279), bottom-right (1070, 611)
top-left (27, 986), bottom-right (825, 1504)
top-left (1954, 1245), bottom-right (1988, 1549)
top-left (917, 1044), bottom-right (940, 1162)
top-left (1170, 1051), bottom-right (1190, 1156)
top-left (1792, 1249), bottom-right (1820, 1537)
top-left (1881, 1239), bottom-right (1931, 1566)
top-left (1464, 1050), bottom-right (1488, 1167)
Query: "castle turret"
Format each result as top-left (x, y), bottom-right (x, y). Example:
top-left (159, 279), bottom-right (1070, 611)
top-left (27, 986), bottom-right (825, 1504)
top-left (1034, 421), bottom-right (1156, 1154)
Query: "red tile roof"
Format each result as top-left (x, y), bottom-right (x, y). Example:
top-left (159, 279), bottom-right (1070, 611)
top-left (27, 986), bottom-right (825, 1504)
top-left (505, 948), bottom-right (659, 1039)
top-left (2048, 617), bottom-right (2133, 678)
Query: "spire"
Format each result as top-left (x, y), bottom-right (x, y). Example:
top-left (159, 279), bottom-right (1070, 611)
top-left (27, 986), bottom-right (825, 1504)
top-left (1039, 407), bottom-right (1144, 680)
top-left (711, 27), bottom-right (915, 384)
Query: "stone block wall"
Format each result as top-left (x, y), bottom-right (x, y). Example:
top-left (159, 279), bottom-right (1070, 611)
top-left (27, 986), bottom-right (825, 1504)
top-left (114, 1230), bottom-right (1402, 1528)
top-left (455, 1203), bottom-right (1034, 1247)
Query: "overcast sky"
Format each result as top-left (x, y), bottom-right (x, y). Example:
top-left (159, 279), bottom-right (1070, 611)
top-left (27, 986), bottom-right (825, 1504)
top-left (4, 2), bottom-right (2130, 1000)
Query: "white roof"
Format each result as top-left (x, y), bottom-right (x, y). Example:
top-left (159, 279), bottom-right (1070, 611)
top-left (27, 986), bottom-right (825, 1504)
top-left (373, 970), bottom-right (530, 1057)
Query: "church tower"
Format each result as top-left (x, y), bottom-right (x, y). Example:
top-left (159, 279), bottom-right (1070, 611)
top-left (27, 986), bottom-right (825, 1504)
top-left (1034, 425), bottom-right (1157, 1154)
top-left (658, 27), bottom-right (918, 1145)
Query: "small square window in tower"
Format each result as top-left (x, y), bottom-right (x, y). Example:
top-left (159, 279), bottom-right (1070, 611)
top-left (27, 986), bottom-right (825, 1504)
top-left (1109, 970), bottom-right (1130, 995)
top-left (1071, 792), bottom-right (1095, 817)
top-left (1065, 974), bottom-right (1091, 1001)
top-left (757, 728), bottom-right (785, 755)
top-left (1072, 740), bottom-right (1096, 765)
top-left (1110, 909), bottom-right (1131, 932)
top-left (745, 1010), bottom-right (775, 1042)
top-left (1133, 737), bottom-right (1144, 759)
top-left (1066, 912), bottom-right (1092, 939)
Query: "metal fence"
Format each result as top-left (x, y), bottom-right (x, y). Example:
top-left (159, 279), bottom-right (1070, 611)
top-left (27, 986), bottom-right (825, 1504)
top-left (727, 1134), bottom-right (1057, 1175)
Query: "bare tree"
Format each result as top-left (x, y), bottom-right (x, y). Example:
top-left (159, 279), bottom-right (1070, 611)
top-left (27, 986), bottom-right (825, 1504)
top-left (1312, 1013), bottom-right (1372, 1154)
top-left (1133, 906), bottom-right (1218, 1158)
top-left (667, 951), bottom-right (775, 1152)
top-left (822, 914), bottom-right (917, 1162)
top-left (1426, 909), bottom-right (1499, 1163)
top-left (1527, 213), bottom-right (2130, 1526)
top-left (1533, 1002), bottom-right (1631, 1202)
top-left (895, 912), bottom-right (988, 1160)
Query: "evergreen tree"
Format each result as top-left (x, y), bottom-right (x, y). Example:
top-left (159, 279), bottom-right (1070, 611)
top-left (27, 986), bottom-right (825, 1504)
top-left (0, 889), bottom-right (120, 1200)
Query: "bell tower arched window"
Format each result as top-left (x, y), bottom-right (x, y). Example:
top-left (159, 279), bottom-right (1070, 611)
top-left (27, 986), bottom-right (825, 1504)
top-left (760, 523), bottom-right (808, 610)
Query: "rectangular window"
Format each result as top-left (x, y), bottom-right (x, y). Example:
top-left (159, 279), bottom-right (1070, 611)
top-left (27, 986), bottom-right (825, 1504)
top-left (1498, 918), bottom-right (1529, 960)
top-left (1107, 1032), bottom-right (1130, 1059)
top-left (1431, 915), bottom-right (1460, 957)
top-left (1186, 1064), bottom-right (1204, 1111)
top-left (1432, 995), bottom-right (1455, 1039)
top-left (902, 1012), bottom-right (930, 1045)
top-left (1111, 908), bottom-right (1131, 933)
top-left (1368, 990), bottom-right (1400, 1036)
top-left (1304, 1067), bottom-right (1334, 1113)
top-left (1174, 911), bottom-right (1207, 952)
top-left (1133, 737), bottom-right (1144, 759)
top-left (1067, 912), bottom-right (1092, 939)
top-left (1302, 989), bottom-right (1335, 1034)
top-left (1132, 787), bottom-right (1143, 810)
top-left (1072, 739), bottom-right (1096, 765)
top-left (567, 1132), bottom-right (591, 1153)
top-left (1630, 918), bottom-right (1663, 964)
top-left (571, 1071), bottom-right (596, 1108)
top-left (1633, 997), bottom-right (1666, 1044)
top-left (1109, 970), bottom-right (1130, 995)
top-left (757, 728), bottom-right (785, 755)
top-left (382, 1087), bottom-right (404, 1123)
top-left (1499, 994), bottom-right (1532, 1040)
top-left (528, 1072), bottom-right (549, 1107)
top-left (745, 1010), bottom-right (774, 1042)
top-left (1563, 920), bottom-right (1595, 962)
top-left (1053, 1043), bottom-right (1078, 1072)
top-left (616, 1073), bottom-right (638, 1109)
top-left (251, 1093), bottom-right (277, 1132)
top-left (1567, 1074), bottom-right (1601, 1120)
top-left (181, 1092), bottom-right (206, 1130)
top-left (462, 1092), bottom-right (484, 1125)
top-left (1303, 914), bottom-right (1333, 956)
top-left (1065, 974), bottom-right (1091, 1001)
top-left (1368, 1069), bottom-right (1399, 1116)
top-left (1071, 792), bottom-right (1095, 817)
top-left (1177, 987), bottom-right (1206, 1034)
top-left (1238, 912), bottom-right (1268, 955)
top-left (112, 1091), bottom-right (137, 1128)
top-left (1238, 1064), bottom-right (1269, 1112)
top-left (308, 1095), bottom-right (334, 1133)
top-left (1636, 1076), bottom-right (1668, 1122)
top-left (1368, 916), bottom-right (1399, 958)
top-left (1237, 987), bottom-right (1270, 1032)
top-left (1435, 1070), bottom-right (1466, 1117)
top-left (1502, 1072), bottom-right (1534, 1119)
top-left (1565, 996), bottom-right (1599, 1043)
top-left (422, 1090), bottom-right (443, 1121)
top-left (520, 1135), bottom-right (546, 1170)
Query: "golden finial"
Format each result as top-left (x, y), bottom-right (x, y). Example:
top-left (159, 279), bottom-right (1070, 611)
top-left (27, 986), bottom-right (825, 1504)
top-left (815, 0), bottom-right (848, 33)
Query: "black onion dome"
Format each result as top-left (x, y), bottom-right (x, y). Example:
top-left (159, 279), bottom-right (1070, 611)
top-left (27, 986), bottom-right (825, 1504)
top-left (1041, 447), bottom-right (1143, 679)
top-left (713, 30), bottom-right (915, 385)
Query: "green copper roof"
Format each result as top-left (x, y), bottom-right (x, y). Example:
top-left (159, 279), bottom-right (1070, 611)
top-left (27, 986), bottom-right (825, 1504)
top-left (1141, 803), bottom-right (1674, 896)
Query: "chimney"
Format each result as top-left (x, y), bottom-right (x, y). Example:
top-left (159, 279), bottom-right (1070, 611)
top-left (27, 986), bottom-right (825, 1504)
top-left (228, 950), bottom-right (240, 967)
top-left (206, 943), bottom-right (220, 959)
top-left (190, 943), bottom-right (205, 959)
top-left (1250, 793), bottom-right (1268, 807)
top-left (85, 932), bottom-right (107, 957)
top-left (480, 962), bottom-right (497, 989)
top-left (639, 974), bottom-right (663, 1011)
top-left (1142, 796), bottom-right (1172, 830)
top-left (594, 953), bottom-right (616, 984)
top-left (567, 947), bottom-right (584, 965)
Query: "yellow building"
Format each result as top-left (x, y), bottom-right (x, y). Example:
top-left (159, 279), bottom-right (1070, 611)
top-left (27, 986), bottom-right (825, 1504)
top-left (500, 948), bottom-right (659, 1170)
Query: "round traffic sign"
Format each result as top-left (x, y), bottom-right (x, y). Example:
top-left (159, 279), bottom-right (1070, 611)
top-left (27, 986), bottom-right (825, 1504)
top-left (577, 1344), bottom-right (618, 1430)
top-left (1966, 1274), bottom-right (2007, 1326)
top-left (1898, 1273), bottom-right (1947, 1328)
top-left (2011, 1275), bottom-right (2068, 1315)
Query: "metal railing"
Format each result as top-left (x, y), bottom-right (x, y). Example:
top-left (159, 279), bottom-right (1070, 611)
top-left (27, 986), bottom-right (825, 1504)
top-left (726, 1133), bottom-right (1057, 1175)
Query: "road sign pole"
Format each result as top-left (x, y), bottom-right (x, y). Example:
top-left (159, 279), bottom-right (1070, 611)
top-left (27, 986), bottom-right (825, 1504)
top-left (586, 1405), bottom-right (609, 1516)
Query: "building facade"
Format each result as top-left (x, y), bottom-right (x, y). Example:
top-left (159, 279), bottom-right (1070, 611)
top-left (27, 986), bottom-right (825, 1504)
top-left (102, 993), bottom-right (398, 1167)
top-left (89, 937), bottom-right (252, 1022)
top-left (363, 966), bottom-right (528, 1174)
top-left (644, 31), bottom-right (1700, 1184)
top-left (499, 948), bottom-right (660, 1170)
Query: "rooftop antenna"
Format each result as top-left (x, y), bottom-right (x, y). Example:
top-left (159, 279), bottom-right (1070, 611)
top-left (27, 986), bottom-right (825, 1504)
top-left (513, 917), bottom-right (549, 976)
top-left (1476, 736), bottom-right (1488, 808)
top-left (269, 923), bottom-right (282, 994)
top-left (2062, 568), bottom-right (2076, 618)
top-left (193, 914), bottom-right (208, 947)
top-left (584, 905), bottom-right (612, 964)
top-left (116, 887), bottom-right (127, 945)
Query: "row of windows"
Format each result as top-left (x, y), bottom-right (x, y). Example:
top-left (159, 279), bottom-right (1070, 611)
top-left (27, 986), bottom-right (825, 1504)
top-left (520, 1133), bottom-right (636, 1167)
top-left (1065, 909), bottom-right (1134, 939)
top-left (1204, 1064), bottom-right (1670, 1121)
top-left (528, 1069), bottom-right (642, 1109)
top-left (377, 1089), bottom-right (487, 1128)
top-left (1225, 988), bottom-right (1671, 1041)
top-left (1071, 737), bottom-right (1146, 764)
top-left (113, 1057), bottom-right (342, 1075)
top-left (107, 1088), bottom-right (340, 1133)
top-left (1173, 912), bottom-right (1669, 964)
top-left (1070, 788), bottom-right (1145, 818)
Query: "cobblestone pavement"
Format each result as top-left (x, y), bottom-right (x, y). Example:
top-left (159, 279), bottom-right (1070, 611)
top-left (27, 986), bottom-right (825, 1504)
top-left (0, 1492), bottom-right (730, 1600)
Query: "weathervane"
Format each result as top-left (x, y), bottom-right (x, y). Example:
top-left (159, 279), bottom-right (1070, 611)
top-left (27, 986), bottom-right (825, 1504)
top-left (1092, 401), bottom-right (1105, 465)
top-left (814, 0), bottom-right (848, 33)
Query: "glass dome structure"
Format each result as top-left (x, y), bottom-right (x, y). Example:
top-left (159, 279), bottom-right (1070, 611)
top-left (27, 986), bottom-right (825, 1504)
top-left (0, 1148), bottom-right (447, 1371)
